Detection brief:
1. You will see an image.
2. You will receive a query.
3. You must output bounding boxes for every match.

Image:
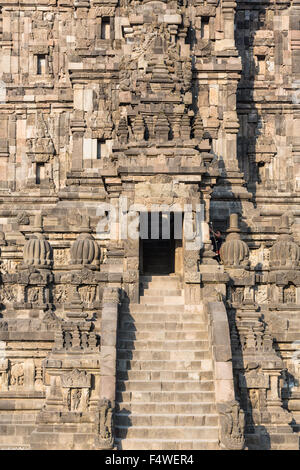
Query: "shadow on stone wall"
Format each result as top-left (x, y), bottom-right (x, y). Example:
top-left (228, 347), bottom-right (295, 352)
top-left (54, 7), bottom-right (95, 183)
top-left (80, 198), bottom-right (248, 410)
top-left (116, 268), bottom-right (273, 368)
top-left (235, 2), bottom-right (270, 205)
top-left (210, 157), bottom-right (272, 449)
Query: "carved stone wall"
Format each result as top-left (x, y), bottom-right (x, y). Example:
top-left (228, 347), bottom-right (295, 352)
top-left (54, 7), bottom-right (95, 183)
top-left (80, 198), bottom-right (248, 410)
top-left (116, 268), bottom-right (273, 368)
top-left (0, 0), bottom-right (299, 450)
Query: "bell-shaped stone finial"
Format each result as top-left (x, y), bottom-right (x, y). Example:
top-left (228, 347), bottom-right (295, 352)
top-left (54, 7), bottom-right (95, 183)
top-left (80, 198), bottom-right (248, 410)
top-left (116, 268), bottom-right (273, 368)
top-left (70, 234), bottom-right (101, 268)
top-left (220, 214), bottom-right (250, 269)
top-left (270, 214), bottom-right (300, 269)
top-left (23, 233), bottom-right (53, 268)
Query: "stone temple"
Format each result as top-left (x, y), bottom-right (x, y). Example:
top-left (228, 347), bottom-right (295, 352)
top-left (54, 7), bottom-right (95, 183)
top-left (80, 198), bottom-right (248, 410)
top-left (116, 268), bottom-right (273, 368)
top-left (0, 0), bottom-right (300, 451)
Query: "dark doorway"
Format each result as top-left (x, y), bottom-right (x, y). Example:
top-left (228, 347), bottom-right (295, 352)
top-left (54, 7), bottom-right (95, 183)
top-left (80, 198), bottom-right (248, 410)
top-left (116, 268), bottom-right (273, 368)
top-left (142, 239), bottom-right (175, 275)
top-left (140, 212), bottom-right (181, 275)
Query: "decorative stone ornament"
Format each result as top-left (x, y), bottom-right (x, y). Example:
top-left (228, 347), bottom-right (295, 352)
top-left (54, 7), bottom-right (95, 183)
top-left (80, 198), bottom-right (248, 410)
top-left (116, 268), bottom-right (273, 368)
top-left (116, 117), bottom-right (128, 145)
top-left (70, 234), bottom-right (101, 268)
top-left (218, 401), bottom-right (245, 450)
top-left (193, 114), bottom-right (204, 141)
top-left (270, 215), bottom-right (300, 269)
top-left (26, 112), bottom-right (55, 162)
top-left (132, 114), bottom-right (145, 141)
top-left (23, 233), bottom-right (53, 269)
top-left (97, 399), bottom-right (114, 449)
top-left (220, 214), bottom-right (250, 269)
top-left (61, 369), bottom-right (91, 388)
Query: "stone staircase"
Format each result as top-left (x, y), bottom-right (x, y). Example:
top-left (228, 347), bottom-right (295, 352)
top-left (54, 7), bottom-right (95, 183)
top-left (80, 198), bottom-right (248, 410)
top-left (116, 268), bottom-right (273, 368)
top-left (115, 275), bottom-right (220, 450)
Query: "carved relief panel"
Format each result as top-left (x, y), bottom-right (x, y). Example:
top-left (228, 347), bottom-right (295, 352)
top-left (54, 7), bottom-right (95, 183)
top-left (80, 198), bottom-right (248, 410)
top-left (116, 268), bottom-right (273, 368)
top-left (61, 369), bottom-right (92, 412)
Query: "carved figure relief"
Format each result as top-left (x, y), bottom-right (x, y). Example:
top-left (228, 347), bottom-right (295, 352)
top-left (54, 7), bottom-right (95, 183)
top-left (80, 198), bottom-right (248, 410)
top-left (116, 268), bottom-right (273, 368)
top-left (98, 399), bottom-right (114, 448)
top-left (69, 388), bottom-right (82, 411)
top-left (61, 369), bottom-right (92, 412)
top-left (255, 285), bottom-right (268, 305)
top-left (53, 285), bottom-right (69, 304)
top-left (283, 284), bottom-right (296, 304)
top-left (0, 285), bottom-right (18, 303)
top-left (26, 287), bottom-right (40, 303)
top-left (78, 285), bottom-right (97, 304)
top-left (10, 363), bottom-right (24, 387)
top-left (231, 287), bottom-right (244, 304)
top-left (0, 360), bottom-right (9, 392)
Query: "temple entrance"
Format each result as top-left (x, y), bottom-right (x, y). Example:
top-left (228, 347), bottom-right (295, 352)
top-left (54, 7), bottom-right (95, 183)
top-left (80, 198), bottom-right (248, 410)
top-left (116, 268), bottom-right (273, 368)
top-left (139, 212), bottom-right (182, 275)
top-left (142, 239), bottom-right (175, 275)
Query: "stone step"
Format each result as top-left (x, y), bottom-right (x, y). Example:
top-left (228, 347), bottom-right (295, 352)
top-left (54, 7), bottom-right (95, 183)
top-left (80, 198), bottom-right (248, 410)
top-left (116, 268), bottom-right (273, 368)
top-left (117, 370), bottom-right (214, 382)
top-left (115, 425), bottom-right (219, 440)
top-left (122, 304), bottom-right (203, 313)
top-left (115, 288), bottom-right (215, 451)
top-left (140, 296), bottom-right (185, 306)
top-left (117, 402), bottom-right (217, 415)
top-left (120, 313), bottom-right (205, 323)
top-left (144, 254), bottom-right (170, 260)
top-left (141, 275), bottom-right (181, 283)
top-left (118, 330), bottom-right (209, 341)
top-left (116, 380), bottom-right (214, 392)
top-left (144, 252), bottom-right (170, 258)
top-left (141, 289), bottom-right (183, 297)
top-left (118, 321), bottom-right (208, 333)
top-left (115, 413), bottom-right (219, 427)
top-left (116, 391), bottom-right (215, 403)
top-left (122, 304), bottom-right (185, 313)
top-left (115, 438), bottom-right (219, 450)
top-left (141, 278), bottom-right (181, 284)
top-left (140, 283), bottom-right (182, 291)
top-left (117, 339), bottom-right (209, 351)
top-left (117, 350), bottom-right (211, 361)
top-left (116, 359), bottom-right (213, 372)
